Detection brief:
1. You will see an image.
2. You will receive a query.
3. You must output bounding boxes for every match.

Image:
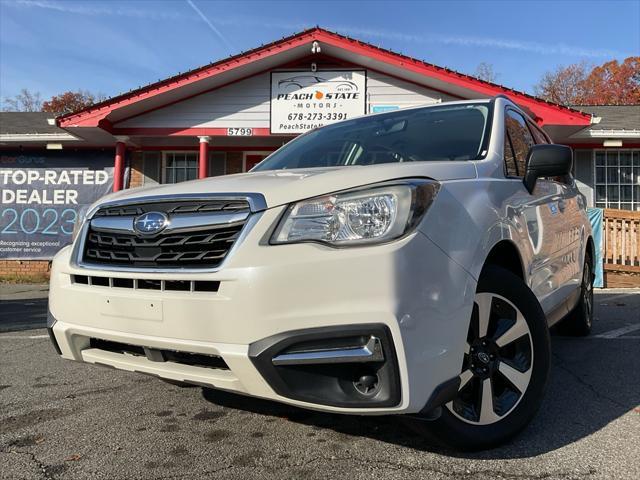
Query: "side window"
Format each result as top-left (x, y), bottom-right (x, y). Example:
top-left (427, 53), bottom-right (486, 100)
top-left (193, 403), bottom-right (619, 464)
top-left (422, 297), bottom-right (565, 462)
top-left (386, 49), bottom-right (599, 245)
top-left (503, 132), bottom-right (518, 177)
top-left (527, 121), bottom-right (548, 145)
top-left (505, 109), bottom-right (535, 176)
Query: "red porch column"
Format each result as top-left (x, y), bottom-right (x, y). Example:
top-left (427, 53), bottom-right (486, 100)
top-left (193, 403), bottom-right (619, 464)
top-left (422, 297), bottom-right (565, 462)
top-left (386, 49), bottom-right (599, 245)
top-left (113, 137), bottom-right (127, 192)
top-left (198, 136), bottom-right (210, 179)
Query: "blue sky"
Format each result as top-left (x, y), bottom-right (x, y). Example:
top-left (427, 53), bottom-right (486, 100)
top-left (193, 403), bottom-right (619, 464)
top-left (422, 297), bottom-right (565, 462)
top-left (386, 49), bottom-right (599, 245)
top-left (1, 0), bottom-right (638, 104)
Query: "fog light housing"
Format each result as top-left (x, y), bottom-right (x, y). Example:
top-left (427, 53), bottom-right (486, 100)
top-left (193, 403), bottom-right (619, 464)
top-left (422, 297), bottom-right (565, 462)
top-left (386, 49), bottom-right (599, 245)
top-left (249, 324), bottom-right (400, 408)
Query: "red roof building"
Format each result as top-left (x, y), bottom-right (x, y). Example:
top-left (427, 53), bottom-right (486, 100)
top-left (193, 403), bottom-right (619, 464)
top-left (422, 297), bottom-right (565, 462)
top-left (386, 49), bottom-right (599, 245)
top-left (3, 27), bottom-right (640, 209)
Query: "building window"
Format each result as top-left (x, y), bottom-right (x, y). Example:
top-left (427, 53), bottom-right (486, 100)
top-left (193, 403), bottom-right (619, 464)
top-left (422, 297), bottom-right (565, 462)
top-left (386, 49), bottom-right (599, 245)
top-left (595, 149), bottom-right (640, 211)
top-left (163, 152), bottom-right (198, 183)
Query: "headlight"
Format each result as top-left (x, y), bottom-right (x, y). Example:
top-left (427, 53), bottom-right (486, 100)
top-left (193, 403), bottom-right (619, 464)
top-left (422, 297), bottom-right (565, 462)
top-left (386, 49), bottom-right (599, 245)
top-left (271, 180), bottom-right (439, 246)
top-left (71, 205), bottom-right (91, 242)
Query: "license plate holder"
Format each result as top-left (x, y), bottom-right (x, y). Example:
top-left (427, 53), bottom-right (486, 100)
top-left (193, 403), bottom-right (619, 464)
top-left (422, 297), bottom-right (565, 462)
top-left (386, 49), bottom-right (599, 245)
top-left (99, 294), bottom-right (163, 322)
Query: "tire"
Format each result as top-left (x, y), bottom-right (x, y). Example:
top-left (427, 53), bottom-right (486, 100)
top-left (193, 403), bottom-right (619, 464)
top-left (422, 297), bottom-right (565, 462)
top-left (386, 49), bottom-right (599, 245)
top-left (557, 252), bottom-right (593, 337)
top-left (406, 266), bottom-right (551, 451)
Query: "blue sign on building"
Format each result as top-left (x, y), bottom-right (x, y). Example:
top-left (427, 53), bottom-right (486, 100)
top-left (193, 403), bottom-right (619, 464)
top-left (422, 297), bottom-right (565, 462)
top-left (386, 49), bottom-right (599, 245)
top-left (371, 105), bottom-right (400, 113)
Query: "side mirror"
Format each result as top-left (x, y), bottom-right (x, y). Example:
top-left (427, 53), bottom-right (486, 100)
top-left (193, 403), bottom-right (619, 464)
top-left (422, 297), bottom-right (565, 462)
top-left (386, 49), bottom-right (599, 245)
top-left (523, 144), bottom-right (573, 193)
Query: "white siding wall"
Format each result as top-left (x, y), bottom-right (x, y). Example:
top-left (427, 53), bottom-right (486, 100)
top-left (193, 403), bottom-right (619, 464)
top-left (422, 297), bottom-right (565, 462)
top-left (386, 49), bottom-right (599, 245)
top-left (117, 71), bottom-right (457, 129)
top-left (118, 73), bottom-right (272, 129)
top-left (366, 71), bottom-right (456, 110)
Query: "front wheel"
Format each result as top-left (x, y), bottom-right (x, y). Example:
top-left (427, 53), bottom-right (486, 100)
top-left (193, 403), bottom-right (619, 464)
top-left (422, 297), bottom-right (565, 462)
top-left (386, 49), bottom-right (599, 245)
top-left (410, 266), bottom-right (551, 450)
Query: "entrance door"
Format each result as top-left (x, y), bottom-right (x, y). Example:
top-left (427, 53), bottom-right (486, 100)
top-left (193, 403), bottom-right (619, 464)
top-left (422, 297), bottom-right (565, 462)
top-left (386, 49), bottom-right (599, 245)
top-left (243, 152), bottom-right (270, 171)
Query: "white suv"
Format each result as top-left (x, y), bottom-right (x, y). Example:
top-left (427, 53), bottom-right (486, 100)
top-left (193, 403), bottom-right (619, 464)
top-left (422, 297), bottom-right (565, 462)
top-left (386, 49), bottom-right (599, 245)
top-left (48, 96), bottom-right (594, 450)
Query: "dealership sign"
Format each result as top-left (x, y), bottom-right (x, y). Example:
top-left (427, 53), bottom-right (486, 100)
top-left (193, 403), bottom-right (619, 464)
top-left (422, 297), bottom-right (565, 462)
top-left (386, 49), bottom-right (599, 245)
top-left (270, 70), bottom-right (366, 134)
top-left (0, 151), bottom-right (114, 260)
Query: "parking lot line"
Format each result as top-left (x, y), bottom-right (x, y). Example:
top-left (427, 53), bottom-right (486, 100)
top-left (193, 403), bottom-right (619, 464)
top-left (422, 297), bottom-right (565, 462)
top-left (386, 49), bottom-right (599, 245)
top-left (593, 323), bottom-right (640, 339)
top-left (0, 334), bottom-right (49, 340)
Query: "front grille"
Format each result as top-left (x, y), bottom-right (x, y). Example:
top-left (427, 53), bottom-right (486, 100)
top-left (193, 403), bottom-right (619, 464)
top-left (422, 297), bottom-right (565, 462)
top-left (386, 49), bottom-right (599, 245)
top-left (81, 199), bottom-right (249, 269)
top-left (83, 224), bottom-right (243, 268)
top-left (93, 199), bottom-right (250, 217)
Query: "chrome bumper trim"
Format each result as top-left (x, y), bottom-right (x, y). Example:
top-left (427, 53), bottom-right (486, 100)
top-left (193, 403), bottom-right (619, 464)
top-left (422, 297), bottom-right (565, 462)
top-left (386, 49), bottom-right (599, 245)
top-left (271, 336), bottom-right (384, 366)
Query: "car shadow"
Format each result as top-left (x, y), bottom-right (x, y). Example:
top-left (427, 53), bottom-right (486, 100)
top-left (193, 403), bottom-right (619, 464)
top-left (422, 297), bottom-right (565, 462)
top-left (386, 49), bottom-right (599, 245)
top-left (201, 330), bottom-right (639, 459)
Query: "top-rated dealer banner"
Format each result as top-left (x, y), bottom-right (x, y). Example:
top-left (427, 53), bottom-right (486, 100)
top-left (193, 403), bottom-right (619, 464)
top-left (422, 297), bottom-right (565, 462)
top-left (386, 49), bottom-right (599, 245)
top-left (271, 70), bottom-right (366, 134)
top-left (0, 151), bottom-right (114, 260)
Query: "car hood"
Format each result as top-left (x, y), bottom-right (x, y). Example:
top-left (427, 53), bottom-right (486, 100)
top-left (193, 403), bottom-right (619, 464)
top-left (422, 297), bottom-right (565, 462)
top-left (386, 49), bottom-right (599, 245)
top-left (98, 162), bottom-right (476, 210)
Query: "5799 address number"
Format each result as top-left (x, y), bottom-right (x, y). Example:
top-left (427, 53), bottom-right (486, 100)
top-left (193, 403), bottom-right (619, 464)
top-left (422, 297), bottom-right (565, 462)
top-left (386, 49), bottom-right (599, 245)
top-left (227, 128), bottom-right (253, 136)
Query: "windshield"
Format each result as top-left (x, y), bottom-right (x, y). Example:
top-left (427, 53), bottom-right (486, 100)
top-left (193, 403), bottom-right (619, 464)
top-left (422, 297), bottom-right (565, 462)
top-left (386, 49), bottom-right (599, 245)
top-left (254, 103), bottom-right (490, 171)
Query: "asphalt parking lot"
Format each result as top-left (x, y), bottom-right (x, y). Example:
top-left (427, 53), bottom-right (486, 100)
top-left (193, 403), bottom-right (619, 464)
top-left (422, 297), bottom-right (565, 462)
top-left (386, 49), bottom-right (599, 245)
top-left (0, 288), bottom-right (638, 480)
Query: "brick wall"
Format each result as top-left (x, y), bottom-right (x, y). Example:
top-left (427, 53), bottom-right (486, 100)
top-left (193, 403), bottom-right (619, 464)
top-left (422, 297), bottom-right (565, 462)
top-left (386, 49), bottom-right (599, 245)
top-left (129, 152), bottom-right (145, 188)
top-left (0, 260), bottom-right (51, 279)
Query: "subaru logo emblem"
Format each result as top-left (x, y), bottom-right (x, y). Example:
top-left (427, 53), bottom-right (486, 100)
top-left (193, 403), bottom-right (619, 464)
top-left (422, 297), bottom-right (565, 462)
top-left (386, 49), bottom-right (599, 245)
top-left (133, 212), bottom-right (169, 235)
top-left (477, 352), bottom-right (491, 364)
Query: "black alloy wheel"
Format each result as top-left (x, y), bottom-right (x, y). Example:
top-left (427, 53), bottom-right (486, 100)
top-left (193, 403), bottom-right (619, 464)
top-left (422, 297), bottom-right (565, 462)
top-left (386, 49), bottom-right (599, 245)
top-left (406, 266), bottom-right (551, 450)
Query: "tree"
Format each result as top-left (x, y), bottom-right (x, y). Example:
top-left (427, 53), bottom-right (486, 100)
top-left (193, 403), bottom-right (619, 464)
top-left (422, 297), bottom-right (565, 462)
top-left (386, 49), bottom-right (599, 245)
top-left (580, 57), bottom-right (640, 105)
top-left (534, 57), bottom-right (640, 105)
top-left (475, 62), bottom-right (498, 83)
top-left (42, 90), bottom-right (107, 115)
top-left (2, 89), bottom-right (42, 111)
top-left (534, 61), bottom-right (589, 105)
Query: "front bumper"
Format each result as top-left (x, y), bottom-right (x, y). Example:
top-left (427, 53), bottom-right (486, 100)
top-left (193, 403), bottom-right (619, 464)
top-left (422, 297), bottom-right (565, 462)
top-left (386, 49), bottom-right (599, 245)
top-left (48, 207), bottom-right (476, 415)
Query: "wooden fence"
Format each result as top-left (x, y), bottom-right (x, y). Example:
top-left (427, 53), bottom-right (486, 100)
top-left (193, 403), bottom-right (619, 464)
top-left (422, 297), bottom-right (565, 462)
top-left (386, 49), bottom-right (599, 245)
top-left (602, 208), bottom-right (640, 288)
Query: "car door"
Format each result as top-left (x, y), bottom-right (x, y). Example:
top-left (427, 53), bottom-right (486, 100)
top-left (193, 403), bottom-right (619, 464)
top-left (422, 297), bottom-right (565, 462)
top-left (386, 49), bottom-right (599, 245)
top-left (554, 179), bottom-right (584, 296)
top-left (526, 119), bottom-right (584, 309)
top-left (503, 108), bottom-right (570, 314)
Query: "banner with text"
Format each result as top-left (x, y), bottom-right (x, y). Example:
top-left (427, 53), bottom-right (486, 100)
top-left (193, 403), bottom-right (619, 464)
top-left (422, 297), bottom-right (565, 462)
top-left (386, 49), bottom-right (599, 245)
top-left (0, 151), bottom-right (114, 259)
top-left (270, 70), bottom-right (366, 134)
